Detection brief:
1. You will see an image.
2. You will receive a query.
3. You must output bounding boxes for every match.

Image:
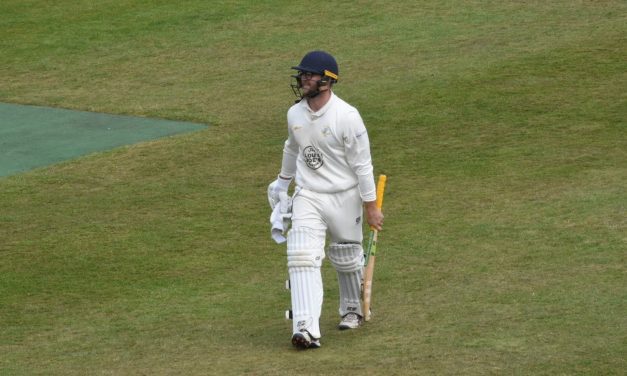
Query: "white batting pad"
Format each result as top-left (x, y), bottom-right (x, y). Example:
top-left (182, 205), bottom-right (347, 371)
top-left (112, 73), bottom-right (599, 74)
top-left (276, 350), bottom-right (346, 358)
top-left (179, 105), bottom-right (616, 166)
top-left (289, 268), bottom-right (323, 338)
top-left (328, 243), bottom-right (364, 317)
top-left (287, 227), bottom-right (326, 339)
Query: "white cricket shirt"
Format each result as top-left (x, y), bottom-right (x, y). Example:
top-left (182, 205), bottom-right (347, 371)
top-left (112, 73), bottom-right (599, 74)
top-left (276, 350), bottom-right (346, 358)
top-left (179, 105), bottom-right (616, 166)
top-left (280, 93), bottom-right (376, 202)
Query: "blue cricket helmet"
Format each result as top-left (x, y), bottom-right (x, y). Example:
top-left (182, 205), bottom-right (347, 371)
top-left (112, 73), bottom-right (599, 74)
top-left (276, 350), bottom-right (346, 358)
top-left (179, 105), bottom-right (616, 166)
top-left (291, 50), bottom-right (339, 83)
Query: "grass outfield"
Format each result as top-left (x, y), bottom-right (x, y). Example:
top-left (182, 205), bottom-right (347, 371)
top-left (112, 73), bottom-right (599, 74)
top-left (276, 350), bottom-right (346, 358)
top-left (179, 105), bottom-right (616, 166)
top-left (1, 1), bottom-right (625, 375)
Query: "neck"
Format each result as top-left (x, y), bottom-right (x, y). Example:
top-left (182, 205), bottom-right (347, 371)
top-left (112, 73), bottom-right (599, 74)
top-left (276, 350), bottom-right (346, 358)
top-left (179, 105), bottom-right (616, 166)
top-left (307, 90), bottom-right (332, 112)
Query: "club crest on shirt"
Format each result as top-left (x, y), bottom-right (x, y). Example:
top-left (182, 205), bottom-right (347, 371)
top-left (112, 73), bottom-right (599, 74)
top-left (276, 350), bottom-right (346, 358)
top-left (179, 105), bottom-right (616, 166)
top-left (303, 145), bottom-right (323, 170)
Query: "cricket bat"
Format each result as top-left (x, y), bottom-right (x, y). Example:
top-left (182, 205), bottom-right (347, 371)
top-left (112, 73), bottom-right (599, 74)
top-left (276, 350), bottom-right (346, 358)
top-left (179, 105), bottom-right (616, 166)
top-left (362, 174), bottom-right (387, 321)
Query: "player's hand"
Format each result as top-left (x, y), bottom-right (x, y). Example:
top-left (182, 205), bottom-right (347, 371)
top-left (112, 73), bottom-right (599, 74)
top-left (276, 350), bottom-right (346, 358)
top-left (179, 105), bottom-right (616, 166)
top-left (365, 201), bottom-right (384, 231)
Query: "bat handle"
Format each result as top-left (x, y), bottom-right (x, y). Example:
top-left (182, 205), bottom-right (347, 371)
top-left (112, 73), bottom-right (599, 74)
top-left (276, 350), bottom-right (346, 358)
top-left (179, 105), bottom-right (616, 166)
top-left (369, 175), bottom-right (387, 231)
top-left (375, 175), bottom-right (387, 209)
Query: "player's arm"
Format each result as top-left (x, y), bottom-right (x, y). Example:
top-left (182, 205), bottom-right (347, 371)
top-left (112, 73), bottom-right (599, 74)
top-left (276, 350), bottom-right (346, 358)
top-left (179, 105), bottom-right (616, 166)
top-left (268, 120), bottom-right (298, 208)
top-left (280, 110), bottom-right (299, 179)
top-left (280, 139), bottom-right (298, 180)
top-left (343, 111), bottom-right (376, 199)
top-left (343, 111), bottom-right (383, 229)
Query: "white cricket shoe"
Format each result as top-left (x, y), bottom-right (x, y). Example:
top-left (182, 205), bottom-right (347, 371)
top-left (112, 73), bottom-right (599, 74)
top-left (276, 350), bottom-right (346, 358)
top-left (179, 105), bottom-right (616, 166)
top-left (291, 330), bottom-right (321, 349)
top-left (338, 312), bottom-right (363, 330)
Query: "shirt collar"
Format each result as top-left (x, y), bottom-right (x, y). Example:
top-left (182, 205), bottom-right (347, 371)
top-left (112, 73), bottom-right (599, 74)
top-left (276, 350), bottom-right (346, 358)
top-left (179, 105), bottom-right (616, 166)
top-left (303, 92), bottom-right (335, 117)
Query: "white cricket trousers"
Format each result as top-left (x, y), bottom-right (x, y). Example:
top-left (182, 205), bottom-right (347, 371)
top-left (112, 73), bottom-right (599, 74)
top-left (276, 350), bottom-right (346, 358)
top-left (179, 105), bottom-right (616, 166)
top-left (292, 186), bottom-right (364, 243)
top-left (287, 186), bottom-right (364, 338)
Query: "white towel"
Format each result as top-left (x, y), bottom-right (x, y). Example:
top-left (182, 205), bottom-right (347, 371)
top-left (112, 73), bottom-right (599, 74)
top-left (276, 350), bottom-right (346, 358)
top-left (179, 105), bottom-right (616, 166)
top-left (270, 192), bottom-right (292, 243)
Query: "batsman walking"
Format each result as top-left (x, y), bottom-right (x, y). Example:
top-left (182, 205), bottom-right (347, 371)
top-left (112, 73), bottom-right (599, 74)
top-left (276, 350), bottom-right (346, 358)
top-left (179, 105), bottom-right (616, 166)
top-left (268, 50), bottom-right (384, 349)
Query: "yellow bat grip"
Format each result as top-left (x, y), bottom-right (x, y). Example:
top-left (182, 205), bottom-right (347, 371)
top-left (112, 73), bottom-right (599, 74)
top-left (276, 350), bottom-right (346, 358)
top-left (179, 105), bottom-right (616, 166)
top-left (368, 175), bottom-right (387, 231)
top-left (375, 175), bottom-right (387, 210)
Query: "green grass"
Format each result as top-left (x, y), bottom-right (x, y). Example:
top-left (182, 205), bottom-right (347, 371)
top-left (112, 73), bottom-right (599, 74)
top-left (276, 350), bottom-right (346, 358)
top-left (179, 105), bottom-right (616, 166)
top-left (1, 1), bottom-right (625, 374)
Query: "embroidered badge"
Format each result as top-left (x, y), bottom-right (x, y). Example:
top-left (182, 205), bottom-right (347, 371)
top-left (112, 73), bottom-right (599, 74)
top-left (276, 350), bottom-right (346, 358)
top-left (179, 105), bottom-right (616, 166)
top-left (303, 145), bottom-right (323, 170)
